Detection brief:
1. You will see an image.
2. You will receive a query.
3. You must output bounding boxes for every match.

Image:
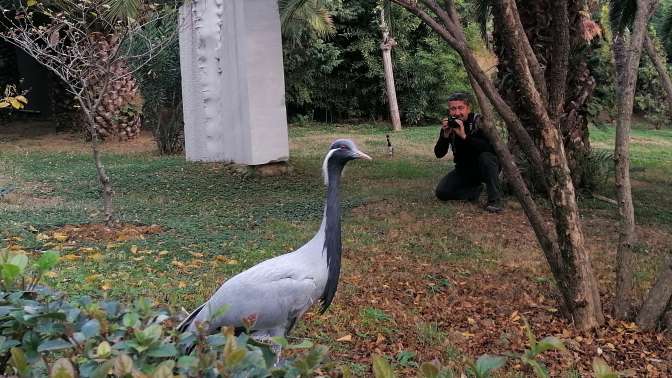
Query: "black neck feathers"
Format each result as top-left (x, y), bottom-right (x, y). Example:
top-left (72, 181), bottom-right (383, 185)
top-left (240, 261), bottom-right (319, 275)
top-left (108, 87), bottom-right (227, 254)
top-left (320, 161), bottom-right (344, 313)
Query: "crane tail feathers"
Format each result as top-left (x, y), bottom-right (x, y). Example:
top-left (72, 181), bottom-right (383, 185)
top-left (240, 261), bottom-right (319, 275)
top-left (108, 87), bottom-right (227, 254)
top-left (177, 303), bottom-right (206, 333)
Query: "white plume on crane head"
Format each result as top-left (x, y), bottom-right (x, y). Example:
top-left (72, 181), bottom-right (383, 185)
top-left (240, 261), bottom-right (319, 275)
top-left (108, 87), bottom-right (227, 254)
top-left (322, 149), bottom-right (338, 185)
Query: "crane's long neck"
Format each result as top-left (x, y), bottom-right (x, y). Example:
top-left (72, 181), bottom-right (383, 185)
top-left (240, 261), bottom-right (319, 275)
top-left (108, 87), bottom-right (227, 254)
top-left (319, 162), bottom-right (344, 312)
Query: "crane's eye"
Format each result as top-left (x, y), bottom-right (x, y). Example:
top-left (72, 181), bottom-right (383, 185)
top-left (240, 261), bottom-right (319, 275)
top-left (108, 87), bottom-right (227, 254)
top-left (339, 145), bottom-right (347, 149)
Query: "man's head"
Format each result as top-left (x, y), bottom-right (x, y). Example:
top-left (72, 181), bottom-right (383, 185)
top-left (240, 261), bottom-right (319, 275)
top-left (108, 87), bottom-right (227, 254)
top-left (447, 92), bottom-right (471, 121)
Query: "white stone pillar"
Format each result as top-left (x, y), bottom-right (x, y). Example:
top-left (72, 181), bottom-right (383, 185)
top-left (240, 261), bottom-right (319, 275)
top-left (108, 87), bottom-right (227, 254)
top-left (179, 0), bottom-right (289, 165)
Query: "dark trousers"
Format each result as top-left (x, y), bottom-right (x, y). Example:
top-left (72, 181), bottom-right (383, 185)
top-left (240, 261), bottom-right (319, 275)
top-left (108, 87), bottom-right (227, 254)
top-left (435, 152), bottom-right (501, 204)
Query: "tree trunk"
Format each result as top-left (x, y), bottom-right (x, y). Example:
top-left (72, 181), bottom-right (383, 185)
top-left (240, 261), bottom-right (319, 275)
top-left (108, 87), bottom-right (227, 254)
top-left (78, 95), bottom-right (115, 227)
top-left (380, 8), bottom-right (401, 131)
top-left (636, 257), bottom-right (672, 329)
top-left (643, 33), bottom-right (672, 120)
top-left (613, 0), bottom-right (659, 320)
top-left (490, 0), bottom-right (595, 189)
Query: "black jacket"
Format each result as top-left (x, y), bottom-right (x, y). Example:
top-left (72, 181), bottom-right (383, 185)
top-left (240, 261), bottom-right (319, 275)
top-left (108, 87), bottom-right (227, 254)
top-left (434, 113), bottom-right (495, 170)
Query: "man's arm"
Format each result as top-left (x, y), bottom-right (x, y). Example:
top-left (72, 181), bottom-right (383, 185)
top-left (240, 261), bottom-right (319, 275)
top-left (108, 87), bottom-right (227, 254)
top-left (434, 128), bottom-right (452, 158)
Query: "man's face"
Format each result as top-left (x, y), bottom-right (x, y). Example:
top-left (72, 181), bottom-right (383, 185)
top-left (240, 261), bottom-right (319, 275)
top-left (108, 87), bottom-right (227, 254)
top-left (448, 100), bottom-right (470, 121)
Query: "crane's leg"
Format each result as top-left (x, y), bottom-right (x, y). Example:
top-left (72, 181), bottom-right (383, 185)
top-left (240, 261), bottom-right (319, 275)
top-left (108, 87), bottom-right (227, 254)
top-left (250, 328), bottom-right (285, 366)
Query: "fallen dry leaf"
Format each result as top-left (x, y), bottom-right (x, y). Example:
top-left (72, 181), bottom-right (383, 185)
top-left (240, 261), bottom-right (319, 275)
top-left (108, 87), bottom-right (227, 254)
top-left (53, 232), bottom-right (68, 242)
top-left (336, 334), bottom-right (353, 342)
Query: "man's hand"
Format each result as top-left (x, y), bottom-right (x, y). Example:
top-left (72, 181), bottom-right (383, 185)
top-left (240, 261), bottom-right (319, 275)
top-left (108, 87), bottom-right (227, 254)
top-left (441, 119), bottom-right (452, 138)
top-left (453, 119), bottom-right (467, 139)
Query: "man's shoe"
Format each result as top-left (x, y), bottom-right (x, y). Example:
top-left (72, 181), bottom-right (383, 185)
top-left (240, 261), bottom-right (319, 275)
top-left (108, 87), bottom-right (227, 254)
top-left (485, 202), bottom-right (503, 213)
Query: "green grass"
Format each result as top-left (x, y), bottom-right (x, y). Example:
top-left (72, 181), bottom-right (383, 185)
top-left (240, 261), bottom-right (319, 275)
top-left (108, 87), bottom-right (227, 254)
top-left (2, 123), bottom-right (670, 306)
top-left (0, 124), bottom-right (452, 306)
top-left (586, 125), bottom-right (672, 228)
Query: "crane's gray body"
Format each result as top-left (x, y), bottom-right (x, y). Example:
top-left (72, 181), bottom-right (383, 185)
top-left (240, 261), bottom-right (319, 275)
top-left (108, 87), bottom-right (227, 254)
top-left (185, 218), bottom-right (328, 336)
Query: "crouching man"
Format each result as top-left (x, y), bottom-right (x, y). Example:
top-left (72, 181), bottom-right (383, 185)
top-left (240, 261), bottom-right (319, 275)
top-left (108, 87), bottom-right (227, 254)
top-left (434, 92), bottom-right (503, 213)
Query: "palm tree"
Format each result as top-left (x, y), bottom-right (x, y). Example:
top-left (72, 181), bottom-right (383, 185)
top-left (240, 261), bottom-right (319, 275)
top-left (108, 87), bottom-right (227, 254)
top-left (279, 0), bottom-right (336, 43)
top-left (474, 0), bottom-right (601, 189)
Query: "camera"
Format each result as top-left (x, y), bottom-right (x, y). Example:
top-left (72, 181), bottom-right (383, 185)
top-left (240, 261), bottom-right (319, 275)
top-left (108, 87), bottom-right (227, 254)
top-left (447, 116), bottom-right (461, 128)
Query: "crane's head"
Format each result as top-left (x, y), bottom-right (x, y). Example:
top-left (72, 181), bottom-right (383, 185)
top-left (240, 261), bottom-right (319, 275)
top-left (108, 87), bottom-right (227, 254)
top-left (323, 139), bottom-right (371, 185)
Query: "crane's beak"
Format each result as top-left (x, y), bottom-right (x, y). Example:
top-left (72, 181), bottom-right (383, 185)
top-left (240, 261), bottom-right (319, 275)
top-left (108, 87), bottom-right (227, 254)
top-left (354, 150), bottom-right (372, 160)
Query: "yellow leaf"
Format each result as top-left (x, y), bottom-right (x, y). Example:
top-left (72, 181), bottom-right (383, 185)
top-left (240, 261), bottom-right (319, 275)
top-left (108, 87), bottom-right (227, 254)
top-left (467, 317), bottom-right (476, 325)
top-left (461, 332), bottom-right (475, 338)
top-left (227, 259), bottom-right (239, 265)
top-left (9, 98), bottom-right (23, 109)
top-left (336, 334), bottom-right (352, 342)
top-left (132, 256), bottom-right (145, 262)
top-left (62, 254), bottom-right (80, 261)
top-left (85, 274), bottom-right (100, 283)
top-left (53, 232), bottom-right (69, 242)
top-left (45, 271), bottom-right (59, 278)
top-left (79, 247), bottom-right (97, 254)
top-left (171, 260), bottom-right (185, 268)
top-left (0, 101), bottom-right (9, 108)
top-left (15, 95), bottom-right (27, 104)
top-left (101, 283), bottom-right (111, 291)
top-left (189, 252), bottom-right (204, 258)
top-left (27, 0), bottom-right (37, 6)
top-left (90, 253), bottom-right (104, 261)
top-left (510, 310), bottom-right (520, 322)
top-left (158, 250), bottom-right (169, 256)
top-left (178, 281), bottom-right (187, 288)
top-left (130, 245), bottom-right (138, 254)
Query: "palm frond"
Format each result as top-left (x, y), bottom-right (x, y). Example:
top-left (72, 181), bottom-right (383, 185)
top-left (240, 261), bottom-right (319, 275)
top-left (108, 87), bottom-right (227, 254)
top-left (104, 0), bottom-right (143, 23)
top-left (279, 0), bottom-right (335, 42)
top-left (472, 0), bottom-right (493, 43)
top-left (609, 0), bottom-right (637, 33)
top-left (661, 3), bottom-right (672, 46)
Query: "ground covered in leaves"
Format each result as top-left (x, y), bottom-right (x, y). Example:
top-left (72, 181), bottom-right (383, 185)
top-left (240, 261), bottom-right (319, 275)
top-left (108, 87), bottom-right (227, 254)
top-left (1, 121), bottom-right (671, 376)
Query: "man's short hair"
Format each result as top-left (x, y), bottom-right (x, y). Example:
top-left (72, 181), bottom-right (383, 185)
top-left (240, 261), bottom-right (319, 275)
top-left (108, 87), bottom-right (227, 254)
top-left (447, 92), bottom-right (471, 105)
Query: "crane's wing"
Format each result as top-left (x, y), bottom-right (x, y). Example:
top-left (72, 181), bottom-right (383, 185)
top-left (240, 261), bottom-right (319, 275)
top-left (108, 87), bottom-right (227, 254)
top-left (184, 268), bottom-right (321, 335)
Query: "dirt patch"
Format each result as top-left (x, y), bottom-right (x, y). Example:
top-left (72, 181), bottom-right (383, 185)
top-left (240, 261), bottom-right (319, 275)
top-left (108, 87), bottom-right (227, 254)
top-left (631, 136), bottom-right (672, 147)
top-left (48, 223), bottom-right (163, 242)
top-left (0, 120), bottom-right (157, 154)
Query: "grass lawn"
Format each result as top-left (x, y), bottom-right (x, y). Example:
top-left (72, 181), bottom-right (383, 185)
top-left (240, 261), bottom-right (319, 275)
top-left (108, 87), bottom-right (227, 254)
top-left (1, 121), bottom-right (671, 376)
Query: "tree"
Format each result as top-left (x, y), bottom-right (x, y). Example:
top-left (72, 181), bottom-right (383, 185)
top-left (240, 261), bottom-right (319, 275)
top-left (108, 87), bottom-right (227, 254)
top-left (378, 1), bottom-right (402, 131)
top-left (391, 0), bottom-right (604, 330)
top-left (478, 0), bottom-right (601, 189)
top-left (609, 0), bottom-right (672, 329)
top-left (0, 0), bottom-right (175, 226)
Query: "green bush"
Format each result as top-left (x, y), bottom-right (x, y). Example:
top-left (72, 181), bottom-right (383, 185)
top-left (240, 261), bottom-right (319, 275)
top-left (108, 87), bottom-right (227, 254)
top-left (0, 248), bottom-right (328, 377)
top-left (282, 0), bottom-right (474, 125)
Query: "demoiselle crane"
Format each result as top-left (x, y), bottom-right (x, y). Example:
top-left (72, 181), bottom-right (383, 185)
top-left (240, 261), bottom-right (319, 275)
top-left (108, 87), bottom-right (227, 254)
top-left (178, 139), bottom-right (371, 344)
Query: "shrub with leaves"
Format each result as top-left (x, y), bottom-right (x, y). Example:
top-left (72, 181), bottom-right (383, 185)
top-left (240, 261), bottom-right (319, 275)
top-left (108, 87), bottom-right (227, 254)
top-left (0, 248), bottom-right (329, 377)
